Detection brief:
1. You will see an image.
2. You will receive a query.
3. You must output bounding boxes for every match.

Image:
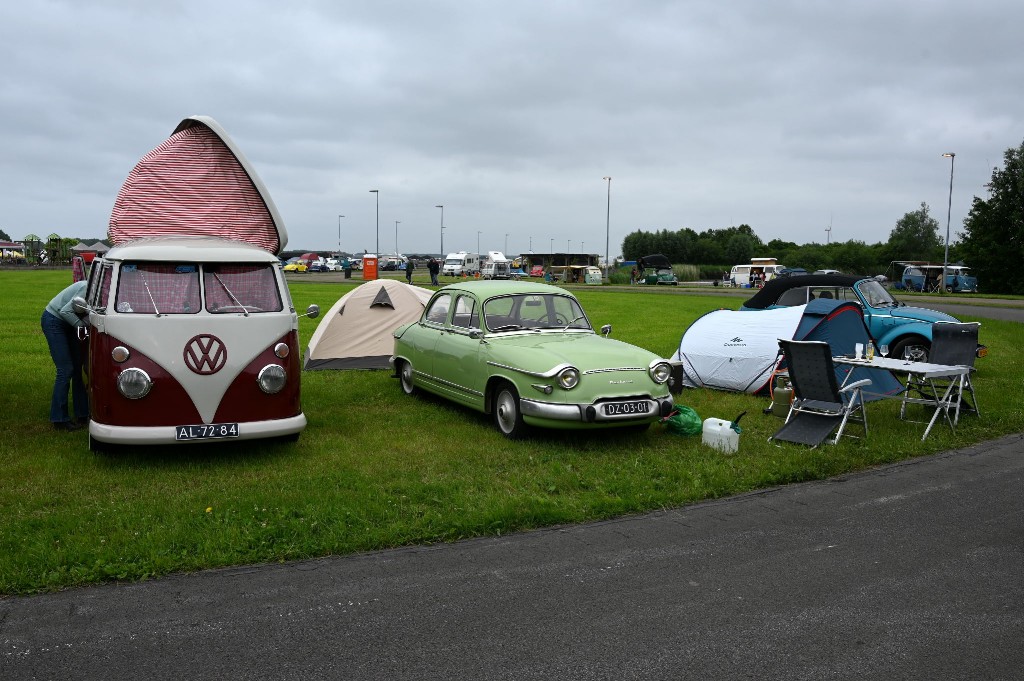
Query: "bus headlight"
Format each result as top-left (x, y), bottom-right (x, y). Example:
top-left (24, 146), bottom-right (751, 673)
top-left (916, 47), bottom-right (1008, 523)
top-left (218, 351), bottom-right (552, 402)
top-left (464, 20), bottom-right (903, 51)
top-left (117, 368), bottom-right (152, 399)
top-left (257, 364), bottom-right (287, 394)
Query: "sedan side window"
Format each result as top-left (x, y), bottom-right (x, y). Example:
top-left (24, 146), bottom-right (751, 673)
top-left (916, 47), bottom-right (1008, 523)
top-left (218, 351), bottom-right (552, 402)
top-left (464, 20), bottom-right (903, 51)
top-left (451, 295), bottom-right (478, 329)
top-left (425, 293), bottom-right (451, 325)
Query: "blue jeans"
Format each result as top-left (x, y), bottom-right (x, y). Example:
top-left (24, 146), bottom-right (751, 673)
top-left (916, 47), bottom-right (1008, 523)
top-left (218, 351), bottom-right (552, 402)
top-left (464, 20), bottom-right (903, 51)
top-left (41, 311), bottom-right (89, 423)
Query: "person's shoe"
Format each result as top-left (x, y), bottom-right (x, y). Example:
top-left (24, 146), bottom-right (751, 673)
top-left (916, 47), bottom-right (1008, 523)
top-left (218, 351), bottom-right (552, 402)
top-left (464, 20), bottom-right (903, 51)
top-left (52, 421), bottom-right (83, 432)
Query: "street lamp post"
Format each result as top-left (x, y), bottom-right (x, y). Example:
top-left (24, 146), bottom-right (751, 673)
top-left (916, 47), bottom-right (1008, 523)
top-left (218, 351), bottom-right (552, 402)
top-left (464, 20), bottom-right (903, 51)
top-left (942, 153), bottom-right (956, 294)
top-left (505, 233), bottom-right (509, 255)
top-left (550, 238), bottom-right (553, 253)
top-left (603, 176), bottom-right (611, 282)
top-left (395, 221), bottom-right (401, 255)
top-left (369, 190), bottom-right (379, 255)
top-left (477, 231), bottom-right (482, 257)
top-left (435, 205), bottom-right (444, 255)
top-left (337, 214), bottom-right (344, 255)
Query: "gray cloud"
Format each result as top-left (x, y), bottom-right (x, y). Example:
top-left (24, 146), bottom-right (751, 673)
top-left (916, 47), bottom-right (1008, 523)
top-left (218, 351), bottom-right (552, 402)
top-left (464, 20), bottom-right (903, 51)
top-left (2, 0), bottom-right (1021, 258)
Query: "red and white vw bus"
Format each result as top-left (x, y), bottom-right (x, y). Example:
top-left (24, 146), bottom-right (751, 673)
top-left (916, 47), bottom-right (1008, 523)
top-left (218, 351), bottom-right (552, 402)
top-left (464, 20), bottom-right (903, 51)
top-left (75, 116), bottom-right (318, 451)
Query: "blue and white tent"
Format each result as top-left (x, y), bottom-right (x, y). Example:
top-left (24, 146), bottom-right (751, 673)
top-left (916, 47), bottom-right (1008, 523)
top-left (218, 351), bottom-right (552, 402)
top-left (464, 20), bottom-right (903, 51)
top-left (671, 299), bottom-right (903, 398)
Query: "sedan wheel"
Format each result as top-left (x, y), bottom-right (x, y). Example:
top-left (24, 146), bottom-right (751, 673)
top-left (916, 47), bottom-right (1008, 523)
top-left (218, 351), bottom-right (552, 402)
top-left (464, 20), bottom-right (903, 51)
top-left (493, 382), bottom-right (528, 439)
top-left (399, 360), bottom-right (416, 395)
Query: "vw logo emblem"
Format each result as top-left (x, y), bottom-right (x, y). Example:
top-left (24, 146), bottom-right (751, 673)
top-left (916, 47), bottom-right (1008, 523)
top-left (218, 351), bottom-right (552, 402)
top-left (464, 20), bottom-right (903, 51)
top-left (184, 334), bottom-right (227, 375)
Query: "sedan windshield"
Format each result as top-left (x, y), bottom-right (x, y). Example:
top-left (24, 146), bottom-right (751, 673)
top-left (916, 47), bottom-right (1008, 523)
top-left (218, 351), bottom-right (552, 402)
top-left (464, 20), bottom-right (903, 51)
top-left (482, 293), bottom-right (590, 332)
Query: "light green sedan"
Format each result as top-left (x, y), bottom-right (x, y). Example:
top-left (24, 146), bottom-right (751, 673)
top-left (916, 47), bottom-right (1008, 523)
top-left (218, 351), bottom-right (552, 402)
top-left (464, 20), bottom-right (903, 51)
top-left (391, 281), bottom-right (674, 438)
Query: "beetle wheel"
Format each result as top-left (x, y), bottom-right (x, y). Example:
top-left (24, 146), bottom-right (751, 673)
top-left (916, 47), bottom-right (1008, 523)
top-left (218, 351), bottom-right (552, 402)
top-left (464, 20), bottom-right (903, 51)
top-left (493, 381), bottom-right (528, 439)
top-left (399, 360), bottom-right (417, 395)
top-left (890, 336), bottom-right (930, 363)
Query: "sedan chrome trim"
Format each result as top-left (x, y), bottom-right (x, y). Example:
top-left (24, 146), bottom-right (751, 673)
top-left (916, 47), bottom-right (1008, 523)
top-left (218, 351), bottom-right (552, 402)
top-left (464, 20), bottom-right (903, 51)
top-left (582, 367), bottom-right (645, 375)
top-left (414, 369), bottom-right (484, 398)
top-left (487, 361), bottom-right (575, 379)
top-left (520, 399), bottom-right (584, 421)
top-left (520, 395), bottom-right (674, 422)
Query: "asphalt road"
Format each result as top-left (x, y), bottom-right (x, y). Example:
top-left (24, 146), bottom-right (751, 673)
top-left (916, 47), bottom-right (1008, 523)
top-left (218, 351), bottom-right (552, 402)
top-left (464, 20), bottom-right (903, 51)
top-left (2, 435), bottom-right (1021, 680)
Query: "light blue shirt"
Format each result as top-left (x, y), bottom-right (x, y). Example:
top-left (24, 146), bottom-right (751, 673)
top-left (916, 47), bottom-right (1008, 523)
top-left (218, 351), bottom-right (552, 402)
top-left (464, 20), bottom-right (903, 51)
top-left (45, 281), bottom-right (88, 327)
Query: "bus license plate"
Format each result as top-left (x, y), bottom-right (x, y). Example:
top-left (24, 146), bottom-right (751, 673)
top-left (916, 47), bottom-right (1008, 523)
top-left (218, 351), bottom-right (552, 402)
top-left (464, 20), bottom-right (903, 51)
top-left (175, 423), bottom-right (240, 441)
top-left (604, 401), bottom-right (649, 416)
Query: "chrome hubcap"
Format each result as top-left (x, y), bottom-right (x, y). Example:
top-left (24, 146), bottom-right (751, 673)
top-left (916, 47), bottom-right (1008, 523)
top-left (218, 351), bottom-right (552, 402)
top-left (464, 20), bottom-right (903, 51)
top-left (496, 392), bottom-right (515, 432)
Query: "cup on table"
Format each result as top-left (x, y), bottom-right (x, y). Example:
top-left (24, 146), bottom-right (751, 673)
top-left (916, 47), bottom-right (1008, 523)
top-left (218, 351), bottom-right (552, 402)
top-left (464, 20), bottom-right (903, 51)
top-left (854, 343), bottom-right (864, 360)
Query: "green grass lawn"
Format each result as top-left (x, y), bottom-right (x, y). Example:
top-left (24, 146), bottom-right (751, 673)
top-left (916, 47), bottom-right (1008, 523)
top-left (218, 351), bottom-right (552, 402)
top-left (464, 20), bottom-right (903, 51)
top-left (2, 269), bottom-right (1021, 595)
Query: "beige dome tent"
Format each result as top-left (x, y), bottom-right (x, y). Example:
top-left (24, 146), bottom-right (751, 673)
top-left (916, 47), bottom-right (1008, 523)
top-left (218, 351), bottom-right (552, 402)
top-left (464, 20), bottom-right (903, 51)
top-left (304, 279), bottom-right (433, 370)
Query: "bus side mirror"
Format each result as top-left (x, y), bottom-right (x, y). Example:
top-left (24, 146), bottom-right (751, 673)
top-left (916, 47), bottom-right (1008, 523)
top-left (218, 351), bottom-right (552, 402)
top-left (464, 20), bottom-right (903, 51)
top-left (601, 324), bottom-right (612, 337)
top-left (72, 296), bottom-right (91, 318)
top-left (305, 304), bottom-right (320, 319)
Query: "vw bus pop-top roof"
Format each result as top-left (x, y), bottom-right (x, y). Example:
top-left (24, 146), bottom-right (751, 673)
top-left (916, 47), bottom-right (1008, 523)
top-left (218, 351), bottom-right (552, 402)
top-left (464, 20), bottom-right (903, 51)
top-left (108, 115), bottom-right (289, 255)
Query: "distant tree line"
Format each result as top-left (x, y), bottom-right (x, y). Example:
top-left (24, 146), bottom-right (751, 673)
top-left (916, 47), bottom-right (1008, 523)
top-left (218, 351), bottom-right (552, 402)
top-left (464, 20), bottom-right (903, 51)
top-left (620, 138), bottom-right (1024, 293)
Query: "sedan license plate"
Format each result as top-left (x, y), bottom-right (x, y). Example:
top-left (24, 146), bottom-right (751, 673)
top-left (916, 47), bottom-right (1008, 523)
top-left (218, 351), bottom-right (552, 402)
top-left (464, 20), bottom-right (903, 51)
top-left (603, 400), bottom-right (650, 416)
top-left (175, 423), bottom-right (239, 441)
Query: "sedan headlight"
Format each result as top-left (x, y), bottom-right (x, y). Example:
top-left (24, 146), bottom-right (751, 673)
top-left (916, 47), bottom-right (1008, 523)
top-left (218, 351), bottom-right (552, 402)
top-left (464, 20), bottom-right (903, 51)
top-left (117, 368), bottom-right (152, 399)
top-left (257, 364), bottom-right (287, 394)
top-left (649, 361), bottom-right (672, 384)
top-left (557, 367), bottom-right (580, 390)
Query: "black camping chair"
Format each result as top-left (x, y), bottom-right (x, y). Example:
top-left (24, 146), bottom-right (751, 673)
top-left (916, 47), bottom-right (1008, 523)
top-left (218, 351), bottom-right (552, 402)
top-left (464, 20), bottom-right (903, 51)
top-left (770, 339), bottom-right (872, 447)
top-left (903, 322), bottom-right (980, 418)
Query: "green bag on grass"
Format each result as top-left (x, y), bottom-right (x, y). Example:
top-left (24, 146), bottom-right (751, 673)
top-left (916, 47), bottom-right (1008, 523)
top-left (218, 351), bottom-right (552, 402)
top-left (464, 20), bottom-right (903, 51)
top-left (661, 406), bottom-right (702, 436)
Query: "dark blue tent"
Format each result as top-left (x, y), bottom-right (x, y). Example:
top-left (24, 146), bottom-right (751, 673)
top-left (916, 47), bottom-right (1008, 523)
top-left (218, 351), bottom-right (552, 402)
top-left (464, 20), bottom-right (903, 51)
top-left (787, 299), bottom-right (903, 400)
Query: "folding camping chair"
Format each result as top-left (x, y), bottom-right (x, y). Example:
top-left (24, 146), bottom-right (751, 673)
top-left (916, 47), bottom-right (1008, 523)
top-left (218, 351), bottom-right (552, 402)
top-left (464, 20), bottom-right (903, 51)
top-left (769, 339), bottom-right (872, 447)
top-left (902, 322), bottom-right (980, 419)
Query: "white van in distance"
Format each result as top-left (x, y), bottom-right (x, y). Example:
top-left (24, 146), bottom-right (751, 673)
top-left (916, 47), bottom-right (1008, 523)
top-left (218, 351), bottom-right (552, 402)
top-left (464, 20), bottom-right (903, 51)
top-left (442, 251), bottom-right (481, 276)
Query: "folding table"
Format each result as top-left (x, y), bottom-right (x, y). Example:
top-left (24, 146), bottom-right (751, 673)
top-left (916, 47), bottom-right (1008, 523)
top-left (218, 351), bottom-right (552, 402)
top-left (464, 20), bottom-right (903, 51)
top-left (833, 356), bottom-right (971, 441)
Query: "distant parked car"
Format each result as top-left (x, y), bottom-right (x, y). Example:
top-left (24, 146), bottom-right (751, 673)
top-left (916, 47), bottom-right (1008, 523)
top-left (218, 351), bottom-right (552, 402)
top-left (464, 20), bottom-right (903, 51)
top-left (740, 274), bottom-right (985, 361)
top-left (391, 281), bottom-right (675, 438)
top-left (283, 258), bottom-right (307, 273)
top-left (637, 254), bottom-right (678, 285)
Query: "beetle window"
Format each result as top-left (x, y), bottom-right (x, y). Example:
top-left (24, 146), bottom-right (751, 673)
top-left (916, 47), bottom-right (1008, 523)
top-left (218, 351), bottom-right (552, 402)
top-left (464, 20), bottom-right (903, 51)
top-left (204, 264), bottom-right (283, 313)
top-left (776, 287), bottom-right (809, 306)
top-left (858, 280), bottom-right (896, 307)
top-left (425, 293), bottom-right (451, 324)
top-left (115, 263), bottom-right (201, 314)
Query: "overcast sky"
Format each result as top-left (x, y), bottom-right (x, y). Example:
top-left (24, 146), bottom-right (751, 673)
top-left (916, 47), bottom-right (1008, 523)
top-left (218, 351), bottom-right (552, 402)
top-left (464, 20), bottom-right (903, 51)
top-left (2, 0), bottom-right (1021, 257)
